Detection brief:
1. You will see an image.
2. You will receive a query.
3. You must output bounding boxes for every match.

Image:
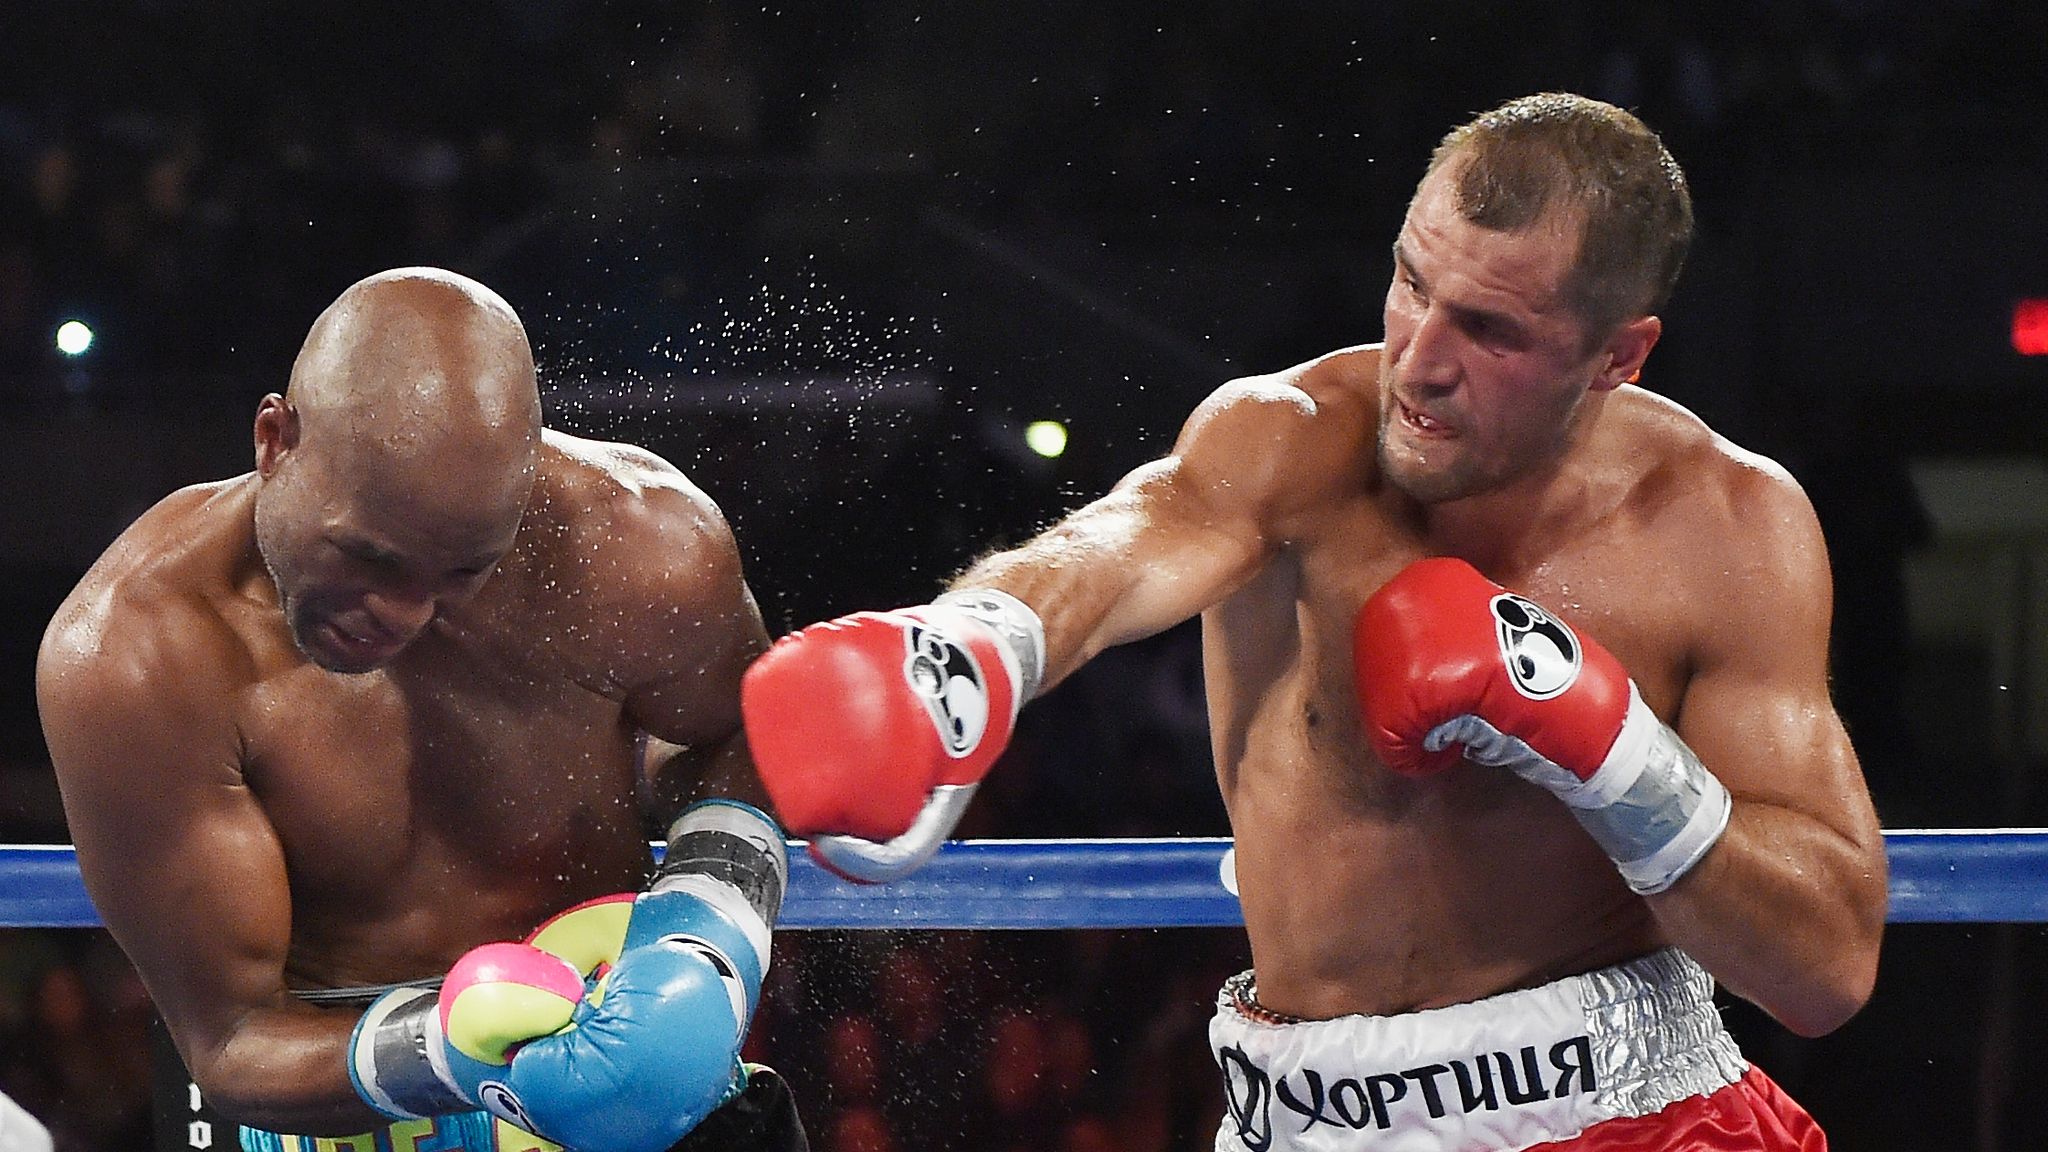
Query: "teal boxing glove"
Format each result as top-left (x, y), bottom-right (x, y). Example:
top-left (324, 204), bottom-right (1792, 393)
top-left (476, 800), bottom-right (788, 1152)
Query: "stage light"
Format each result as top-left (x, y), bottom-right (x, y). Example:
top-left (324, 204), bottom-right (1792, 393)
top-left (1026, 420), bottom-right (1068, 458)
top-left (55, 320), bottom-right (94, 357)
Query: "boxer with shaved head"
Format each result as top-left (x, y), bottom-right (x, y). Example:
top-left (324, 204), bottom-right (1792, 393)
top-left (39, 268), bottom-right (807, 1152)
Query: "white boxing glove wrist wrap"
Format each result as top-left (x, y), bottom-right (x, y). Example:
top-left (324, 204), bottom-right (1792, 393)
top-left (1564, 690), bottom-right (1732, 895)
top-left (932, 588), bottom-right (1046, 704)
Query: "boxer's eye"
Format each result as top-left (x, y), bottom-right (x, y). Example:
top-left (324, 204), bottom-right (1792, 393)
top-left (332, 539), bottom-right (400, 570)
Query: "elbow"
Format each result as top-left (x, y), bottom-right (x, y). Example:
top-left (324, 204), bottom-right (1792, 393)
top-left (1775, 842), bottom-right (1889, 1038)
top-left (187, 1044), bottom-right (273, 1131)
top-left (1775, 921), bottom-right (1883, 1039)
top-left (185, 1038), bottom-right (317, 1134)
top-left (189, 1064), bottom-right (259, 1130)
top-left (1775, 963), bottom-right (1874, 1038)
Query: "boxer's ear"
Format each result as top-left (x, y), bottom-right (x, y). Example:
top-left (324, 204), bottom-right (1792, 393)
top-left (253, 394), bottom-right (299, 476)
top-left (1592, 314), bottom-right (1659, 393)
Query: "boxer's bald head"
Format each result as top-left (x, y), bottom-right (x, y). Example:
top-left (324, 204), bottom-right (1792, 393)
top-left (287, 267), bottom-right (540, 487)
top-left (253, 268), bottom-right (542, 672)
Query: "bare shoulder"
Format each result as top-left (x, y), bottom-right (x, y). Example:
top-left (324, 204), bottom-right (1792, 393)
top-left (38, 482), bottom-right (251, 776)
top-left (537, 429), bottom-right (729, 537)
top-left (42, 479), bottom-right (252, 680)
top-left (1618, 388), bottom-right (1810, 519)
top-left (1615, 388), bottom-right (1827, 595)
top-left (530, 428), bottom-right (743, 600)
top-left (1186, 344), bottom-right (1380, 439)
top-left (539, 427), bottom-right (707, 499)
top-left (1175, 344), bottom-right (1381, 515)
top-left (527, 430), bottom-right (765, 703)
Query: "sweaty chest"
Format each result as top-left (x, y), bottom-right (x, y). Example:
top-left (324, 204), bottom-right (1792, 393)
top-left (1296, 519), bottom-right (1695, 725)
top-left (235, 647), bottom-right (646, 911)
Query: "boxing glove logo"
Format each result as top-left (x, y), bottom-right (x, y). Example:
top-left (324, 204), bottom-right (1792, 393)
top-left (651, 935), bottom-right (751, 1042)
top-left (1490, 593), bottom-right (1581, 700)
top-left (478, 1081), bottom-right (535, 1131)
top-left (903, 621), bottom-right (991, 757)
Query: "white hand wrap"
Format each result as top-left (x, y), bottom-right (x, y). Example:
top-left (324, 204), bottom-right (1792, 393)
top-left (1565, 689), bottom-right (1732, 894)
top-left (650, 799), bottom-right (788, 973)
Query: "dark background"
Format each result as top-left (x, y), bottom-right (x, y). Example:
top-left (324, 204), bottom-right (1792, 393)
top-left (3, 2), bottom-right (2048, 1150)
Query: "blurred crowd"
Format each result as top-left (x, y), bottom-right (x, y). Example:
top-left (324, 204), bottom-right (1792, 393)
top-left (0, 930), bottom-right (153, 1151)
top-left (5, 1), bottom-right (2047, 393)
top-left (754, 926), bottom-right (1246, 1152)
top-left (3, 1), bottom-right (2048, 1149)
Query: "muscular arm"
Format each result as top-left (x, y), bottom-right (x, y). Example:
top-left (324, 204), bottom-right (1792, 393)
top-left (585, 450), bottom-right (774, 821)
top-left (955, 378), bottom-right (1327, 691)
top-left (1651, 464), bottom-right (1888, 1037)
top-left (37, 608), bottom-right (386, 1133)
top-left (740, 374), bottom-right (1355, 869)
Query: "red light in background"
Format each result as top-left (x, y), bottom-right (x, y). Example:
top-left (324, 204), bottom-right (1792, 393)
top-left (2016, 299), bottom-right (2048, 356)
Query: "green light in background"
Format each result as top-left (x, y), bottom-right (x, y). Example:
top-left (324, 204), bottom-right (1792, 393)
top-left (1026, 420), bottom-right (1068, 458)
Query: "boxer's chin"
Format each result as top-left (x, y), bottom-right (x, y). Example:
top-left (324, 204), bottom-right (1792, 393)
top-left (289, 607), bottom-right (397, 674)
top-left (1378, 437), bottom-right (1478, 505)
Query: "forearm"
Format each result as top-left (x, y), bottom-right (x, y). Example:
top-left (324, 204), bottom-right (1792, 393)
top-left (952, 534), bottom-right (1137, 692)
top-left (191, 1003), bottom-right (393, 1135)
top-left (953, 491), bottom-right (1260, 692)
top-left (1647, 800), bottom-right (1887, 1037)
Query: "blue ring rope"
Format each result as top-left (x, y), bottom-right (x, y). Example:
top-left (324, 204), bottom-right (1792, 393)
top-left (0, 830), bottom-right (2040, 930)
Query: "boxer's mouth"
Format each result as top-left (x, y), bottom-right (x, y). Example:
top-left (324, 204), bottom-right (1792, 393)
top-left (322, 618), bottom-right (404, 663)
top-left (1397, 398), bottom-right (1454, 437)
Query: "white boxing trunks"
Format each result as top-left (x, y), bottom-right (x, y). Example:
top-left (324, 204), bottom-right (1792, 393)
top-left (1209, 949), bottom-right (1753, 1152)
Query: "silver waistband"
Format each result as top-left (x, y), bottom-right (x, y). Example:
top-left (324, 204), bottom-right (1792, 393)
top-left (1573, 949), bottom-right (1747, 1116)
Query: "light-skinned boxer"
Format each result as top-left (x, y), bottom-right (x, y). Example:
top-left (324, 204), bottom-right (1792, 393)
top-left (742, 94), bottom-right (1886, 1150)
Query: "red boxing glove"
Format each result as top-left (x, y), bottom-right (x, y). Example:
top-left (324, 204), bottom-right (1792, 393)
top-left (742, 589), bottom-right (1044, 883)
top-left (1355, 557), bottom-right (1632, 781)
top-left (1354, 557), bottom-right (1729, 894)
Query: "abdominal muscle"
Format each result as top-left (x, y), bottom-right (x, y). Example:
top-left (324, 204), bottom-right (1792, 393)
top-left (1214, 675), bottom-right (1662, 1022)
